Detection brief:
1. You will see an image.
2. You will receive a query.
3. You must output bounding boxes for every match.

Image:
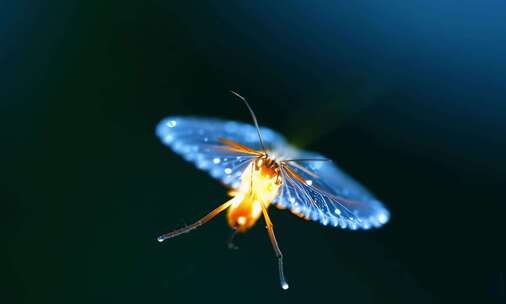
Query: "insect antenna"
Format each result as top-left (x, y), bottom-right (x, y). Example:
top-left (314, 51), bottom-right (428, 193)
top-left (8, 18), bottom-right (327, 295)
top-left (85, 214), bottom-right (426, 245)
top-left (229, 90), bottom-right (268, 156)
top-left (282, 158), bottom-right (331, 163)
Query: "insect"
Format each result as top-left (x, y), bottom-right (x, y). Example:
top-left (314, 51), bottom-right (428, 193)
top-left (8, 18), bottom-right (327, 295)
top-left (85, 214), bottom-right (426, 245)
top-left (156, 91), bottom-right (390, 290)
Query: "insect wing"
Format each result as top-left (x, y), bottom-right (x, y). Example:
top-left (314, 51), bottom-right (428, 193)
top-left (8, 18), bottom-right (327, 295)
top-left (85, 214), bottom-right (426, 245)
top-left (156, 116), bottom-right (288, 188)
top-left (274, 149), bottom-right (390, 230)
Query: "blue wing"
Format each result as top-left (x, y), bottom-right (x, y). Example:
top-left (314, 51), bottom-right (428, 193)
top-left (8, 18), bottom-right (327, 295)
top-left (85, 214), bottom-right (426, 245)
top-left (156, 116), bottom-right (288, 188)
top-left (273, 148), bottom-right (390, 230)
top-left (157, 116), bottom-right (389, 230)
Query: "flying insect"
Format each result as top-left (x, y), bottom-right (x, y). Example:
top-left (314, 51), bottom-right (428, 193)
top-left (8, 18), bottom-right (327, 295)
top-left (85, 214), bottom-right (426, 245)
top-left (156, 91), bottom-right (390, 290)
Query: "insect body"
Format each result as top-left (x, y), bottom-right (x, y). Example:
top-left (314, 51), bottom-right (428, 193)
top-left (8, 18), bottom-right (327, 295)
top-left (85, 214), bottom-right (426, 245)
top-left (156, 92), bottom-right (389, 290)
top-left (226, 157), bottom-right (281, 232)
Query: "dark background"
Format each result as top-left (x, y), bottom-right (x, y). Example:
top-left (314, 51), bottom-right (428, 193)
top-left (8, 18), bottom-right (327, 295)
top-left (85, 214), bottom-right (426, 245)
top-left (3, 1), bottom-right (505, 303)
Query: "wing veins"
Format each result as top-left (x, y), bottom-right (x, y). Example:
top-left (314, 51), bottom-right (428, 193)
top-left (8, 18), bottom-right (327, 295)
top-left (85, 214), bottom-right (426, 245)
top-left (281, 163), bottom-right (360, 221)
top-left (281, 166), bottom-right (318, 208)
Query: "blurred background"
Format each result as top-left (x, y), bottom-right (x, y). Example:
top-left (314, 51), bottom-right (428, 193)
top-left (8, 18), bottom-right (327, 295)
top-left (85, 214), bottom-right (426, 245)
top-left (2, 1), bottom-right (505, 303)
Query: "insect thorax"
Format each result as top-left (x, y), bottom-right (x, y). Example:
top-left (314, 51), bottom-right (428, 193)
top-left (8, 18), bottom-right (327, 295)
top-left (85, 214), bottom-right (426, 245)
top-left (254, 156), bottom-right (282, 185)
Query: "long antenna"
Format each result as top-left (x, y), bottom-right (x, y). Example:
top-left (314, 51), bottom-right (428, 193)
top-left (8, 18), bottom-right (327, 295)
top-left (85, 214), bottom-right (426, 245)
top-left (229, 90), bottom-right (268, 156)
top-left (282, 158), bottom-right (331, 163)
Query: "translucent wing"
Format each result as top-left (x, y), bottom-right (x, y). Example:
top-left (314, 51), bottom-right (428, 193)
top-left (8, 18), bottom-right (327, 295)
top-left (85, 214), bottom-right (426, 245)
top-left (157, 116), bottom-right (389, 230)
top-left (156, 116), bottom-right (288, 188)
top-left (273, 147), bottom-right (390, 230)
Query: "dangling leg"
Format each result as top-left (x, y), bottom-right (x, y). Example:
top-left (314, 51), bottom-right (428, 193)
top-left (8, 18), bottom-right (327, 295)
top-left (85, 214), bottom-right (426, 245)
top-left (227, 228), bottom-right (239, 250)
top-left (157, 199), bottom-right (233, 242)
top-left (261, 203), bottom-right (289, 290)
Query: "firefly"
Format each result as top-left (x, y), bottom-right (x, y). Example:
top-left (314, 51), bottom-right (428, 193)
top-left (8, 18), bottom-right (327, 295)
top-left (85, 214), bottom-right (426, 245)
top-left (156, 91), bottom-right (390, 290)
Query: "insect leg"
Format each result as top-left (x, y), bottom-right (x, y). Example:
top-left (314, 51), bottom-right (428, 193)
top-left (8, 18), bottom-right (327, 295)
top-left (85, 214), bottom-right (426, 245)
top-left (260, 203), bottom-right (289, 290)
top-left (284, 161), bottom-right (319, 179)
top-left (157, 199), bottom-right (233, 242)
top-left (217, 137), bottom-right (263, 156)
top-left (227, 228), bottom-right (240, 250)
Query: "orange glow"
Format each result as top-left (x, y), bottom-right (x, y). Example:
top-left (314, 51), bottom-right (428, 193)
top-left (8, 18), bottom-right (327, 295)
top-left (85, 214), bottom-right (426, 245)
top-left (227, 162), bottom-right (281, 232)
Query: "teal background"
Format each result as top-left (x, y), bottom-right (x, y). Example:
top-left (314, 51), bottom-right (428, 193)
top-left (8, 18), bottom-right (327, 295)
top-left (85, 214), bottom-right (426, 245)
top-left (2, 1), bottom-right (505, 303)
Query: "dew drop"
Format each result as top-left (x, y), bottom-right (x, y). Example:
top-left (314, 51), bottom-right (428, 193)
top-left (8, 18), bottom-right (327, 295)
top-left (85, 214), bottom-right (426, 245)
top-left (166, 120), bottom-right (176, 128)
top-left (213, 157), bottom-right (221, 164)
top-left (224, 168), bottom-right (232, 174)
top-left (378, 212), bottom-right (388, 224)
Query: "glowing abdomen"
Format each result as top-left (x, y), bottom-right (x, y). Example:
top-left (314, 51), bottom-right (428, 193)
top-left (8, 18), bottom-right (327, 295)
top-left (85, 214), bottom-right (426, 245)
top-left (226, 161), bottom-right (281, 232)
top-left (227, 196), bottom-right (263, 232)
